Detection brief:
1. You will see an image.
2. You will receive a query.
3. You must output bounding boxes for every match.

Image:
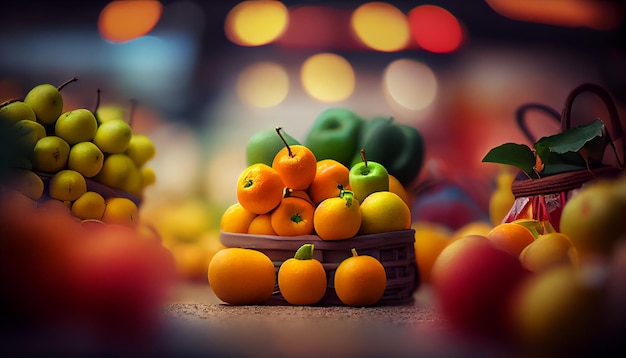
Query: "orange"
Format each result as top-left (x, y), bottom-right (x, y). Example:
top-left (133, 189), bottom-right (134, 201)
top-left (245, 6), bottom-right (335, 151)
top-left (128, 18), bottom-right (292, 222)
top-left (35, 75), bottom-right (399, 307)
top-left (308, 159), bottom-right (350, 205)
top-left (100, 197), bottom-right (139, 227)
top-left (220, 202), bottom-right (257, 233)
top-left (236, 163), bottom-right (284, 214)
top-left (487, 222), bottom-right (536, 257)
top-left (270, 197), bottom-right (315, 236)
top-left (247, 213), bottom-right (277, 236)
top-left (359, 191), bottom-right (411, 235)
top-left (334, 248), bottom-right (386, 306)
top-left (388, 174), bottom-right (410, 206)
top-left (277, 243), bottom-right (327, 305)
top-left (412, 221), bottom-right (452, 284)
top-left (313, 187), bottom-right (361, 241)
top-left (208, 247), bottom-right (276, 305)
top-left (272, 132), bottom-right (317, 190)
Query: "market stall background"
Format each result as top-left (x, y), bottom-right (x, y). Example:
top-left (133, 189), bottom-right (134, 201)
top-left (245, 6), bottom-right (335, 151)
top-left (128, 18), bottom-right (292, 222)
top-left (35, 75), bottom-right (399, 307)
top-left (1, 0), bottom-right (625, 355)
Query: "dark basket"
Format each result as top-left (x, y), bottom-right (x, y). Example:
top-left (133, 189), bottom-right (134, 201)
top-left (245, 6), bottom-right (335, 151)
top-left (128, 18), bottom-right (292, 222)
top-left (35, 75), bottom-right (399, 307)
top-left (220, 229), bottom-right (420, 306)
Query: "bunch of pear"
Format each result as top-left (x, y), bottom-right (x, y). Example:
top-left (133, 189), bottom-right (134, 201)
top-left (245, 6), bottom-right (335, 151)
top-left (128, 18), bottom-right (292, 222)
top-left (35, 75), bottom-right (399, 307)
top-left (0, 77), bottom-right (156, 223)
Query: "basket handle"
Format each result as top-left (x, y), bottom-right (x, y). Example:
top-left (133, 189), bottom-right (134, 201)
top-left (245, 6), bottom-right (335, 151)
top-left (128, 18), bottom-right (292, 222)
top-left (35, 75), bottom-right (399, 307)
top-left (560, 82), bottom-right (624, 167)
top-left (515, 103), bottom-right (561, 143)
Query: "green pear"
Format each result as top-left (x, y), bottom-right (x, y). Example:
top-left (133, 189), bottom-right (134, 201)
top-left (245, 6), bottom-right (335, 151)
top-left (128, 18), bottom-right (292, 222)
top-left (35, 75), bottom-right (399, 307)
top-left (55, 108), bottom-right (98, 145)
top-left (93, 119), bottom-right (133, 154)
top-left (31, 136), bottom-right (70, 173)
top-left (24, 77), bottom-right (78, 126)
top-left (68, 141), bottom-right (104, 178)
top-left (48, 169), bottom-right (87, 202)
top-left (0, 100), bottom-right (36, 124)
top-left (246, 127), bottom-right (300, 166)
top-left (126, 134), bottom-right (156, 167)
top-left (94, 153), bottom-right (136, 190)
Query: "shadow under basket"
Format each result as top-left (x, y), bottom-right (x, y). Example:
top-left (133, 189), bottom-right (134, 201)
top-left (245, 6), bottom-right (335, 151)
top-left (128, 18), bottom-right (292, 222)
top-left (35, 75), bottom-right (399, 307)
top-left (220, 229), bottom-right (420, 306)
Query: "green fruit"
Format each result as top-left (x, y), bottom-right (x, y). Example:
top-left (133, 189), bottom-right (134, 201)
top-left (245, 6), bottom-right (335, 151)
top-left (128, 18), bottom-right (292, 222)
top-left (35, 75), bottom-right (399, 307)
top-left (351, 117), bottom-right (424, 186)
top-left (0, 100), bottom-right (36, 124)
top-left (559, 179), bottom-right (626, 256)
top-left (55, 108), bottom-right (98, 145)
top-left (348, 156), bottom-right (389, 204)
top-left (48, 169), bottom-right (87, 202)
top-left (305, 108), bottom-right (364, 168)
top-left (94, 153), bottom-right (136, 190)
top-left (31, 136), bottom-right (70, 173)
top-left (93, 119), bottom-right (133, 154)
top-left (68, 141), bottom-right (104, 178)
top-left (246, 128), bottom-right (300, 166)
top-left (126, 134), bottom-right (156, 167)
top-left (24, 77), bottom-right (77, 126)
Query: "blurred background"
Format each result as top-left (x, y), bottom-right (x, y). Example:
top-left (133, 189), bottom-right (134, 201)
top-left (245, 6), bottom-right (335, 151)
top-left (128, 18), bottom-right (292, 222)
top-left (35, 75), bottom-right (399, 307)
top-left (1, 0), bottom-right (625, 237)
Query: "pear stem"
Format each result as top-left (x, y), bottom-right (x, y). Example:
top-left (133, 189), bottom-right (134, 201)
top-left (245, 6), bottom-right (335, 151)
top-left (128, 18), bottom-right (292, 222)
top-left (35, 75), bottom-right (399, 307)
top-left (129, 99), bottom-right (137, 127)
top-left (57, 77), bottom-right (78, 91)
top-left (360, 149), bottom-right (368, 168)
top-left (350, 248), bottom-right (358, 257)
top-left (93, 88), bottom-right (101, 115)
top-left (276, 126), bottom-right (294, 158)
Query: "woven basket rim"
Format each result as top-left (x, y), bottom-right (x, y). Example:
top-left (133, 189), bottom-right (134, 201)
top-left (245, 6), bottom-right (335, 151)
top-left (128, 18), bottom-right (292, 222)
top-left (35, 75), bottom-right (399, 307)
top-left (511, 166), bottom-right (623, 197)
top-left (220, 229), bottom-right (416, 251)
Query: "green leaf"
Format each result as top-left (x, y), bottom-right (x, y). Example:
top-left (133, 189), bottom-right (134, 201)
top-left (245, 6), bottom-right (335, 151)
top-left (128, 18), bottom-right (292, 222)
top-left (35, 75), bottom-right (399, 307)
top-left (533, 119), bottom-right (605, 174)
top-left (534, 119), bottom-right (604, 156)
top-left (482, 143), bottom-right (536, 177)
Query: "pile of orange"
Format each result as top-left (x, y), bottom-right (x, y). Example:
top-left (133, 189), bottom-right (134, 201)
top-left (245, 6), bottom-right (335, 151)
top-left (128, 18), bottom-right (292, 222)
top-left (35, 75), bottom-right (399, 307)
top-left (220, 139), bottom-right (412, 241)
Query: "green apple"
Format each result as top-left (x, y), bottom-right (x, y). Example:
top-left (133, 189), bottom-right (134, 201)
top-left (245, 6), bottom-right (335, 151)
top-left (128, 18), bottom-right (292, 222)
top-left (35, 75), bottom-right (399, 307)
top-left (93, 119), bottom-right (133, 154)
top-left (0, 100), bottom-right (36, 124)
top-left (348, 150), bottom-right (389, 203)
top-left (304, 108), bottom-right (364, 167)
top-left (246, 127), bottom-right (300, 166)
top-left (352, 116), bottom-right (424, 187)
top-left (24, 77), bottom-right (78, 126)
top-left (55, 108), bottom-right (98, 145)
top-left (31, 135), bottom-right (70, 173)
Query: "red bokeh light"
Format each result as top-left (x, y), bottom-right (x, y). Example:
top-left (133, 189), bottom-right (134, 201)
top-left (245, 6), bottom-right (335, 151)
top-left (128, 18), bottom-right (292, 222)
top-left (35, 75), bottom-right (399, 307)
top-left (408, 5), bottom-right (463, 54)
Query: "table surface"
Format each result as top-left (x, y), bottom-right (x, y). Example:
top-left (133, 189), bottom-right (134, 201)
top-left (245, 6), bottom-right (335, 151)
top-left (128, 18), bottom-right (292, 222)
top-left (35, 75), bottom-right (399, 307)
top-left (161, 281), bottom-right (516, 357)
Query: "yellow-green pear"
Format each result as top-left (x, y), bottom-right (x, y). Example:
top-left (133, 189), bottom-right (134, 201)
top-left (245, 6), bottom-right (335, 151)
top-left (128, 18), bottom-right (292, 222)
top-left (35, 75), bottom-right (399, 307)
top-left (0, 100), bottom-right (36, 124)
top-left (93, 119), bottom-right (133, 153)
top-left (55, 108), bottom-right (98, 145)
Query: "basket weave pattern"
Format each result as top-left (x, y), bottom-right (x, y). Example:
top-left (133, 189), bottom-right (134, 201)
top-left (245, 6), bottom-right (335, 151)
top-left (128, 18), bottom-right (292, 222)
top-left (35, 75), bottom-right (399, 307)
top-left (220, 229), bottom-right (419, 306)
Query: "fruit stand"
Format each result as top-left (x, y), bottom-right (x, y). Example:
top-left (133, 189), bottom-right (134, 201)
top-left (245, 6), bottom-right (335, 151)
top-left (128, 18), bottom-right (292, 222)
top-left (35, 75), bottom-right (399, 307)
top-left (1, 2), bottom-right (626, 357)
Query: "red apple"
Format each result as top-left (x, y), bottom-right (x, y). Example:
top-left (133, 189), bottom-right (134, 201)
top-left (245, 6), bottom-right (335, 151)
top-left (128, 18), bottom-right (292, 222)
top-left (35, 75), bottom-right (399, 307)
top-left (431, 235), bottom-right (530, 342)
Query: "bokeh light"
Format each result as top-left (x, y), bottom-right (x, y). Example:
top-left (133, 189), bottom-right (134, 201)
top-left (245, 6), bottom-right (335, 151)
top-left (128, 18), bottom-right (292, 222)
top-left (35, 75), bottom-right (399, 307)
top-left (301, 53), bottom-right (355, 102)
top-left (485, 0), bottom-right (623, 30)
top-left (98, 0), bottom-right (163, 43)
top-left (225, 0), bottom-right (289, 46)
top-left (236, 62), bottom-right (289, 108)
top-left (408, 5), bottom-right (463, 54)
top-left (383, 59), bottom-right (437, 112)
top-left (351, 2), bottom-right (411, 52)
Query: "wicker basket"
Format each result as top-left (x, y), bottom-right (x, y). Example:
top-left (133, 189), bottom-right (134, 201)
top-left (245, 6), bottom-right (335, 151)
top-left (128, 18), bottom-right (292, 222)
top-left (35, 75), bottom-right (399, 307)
top-left (504, 83), bottom-right (624, 230)
top-left (220, 229), bottom-right (419, 306)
